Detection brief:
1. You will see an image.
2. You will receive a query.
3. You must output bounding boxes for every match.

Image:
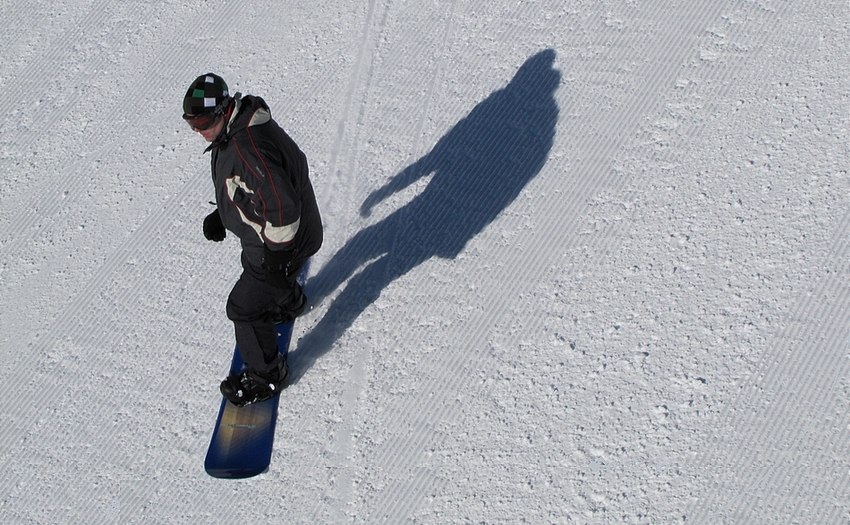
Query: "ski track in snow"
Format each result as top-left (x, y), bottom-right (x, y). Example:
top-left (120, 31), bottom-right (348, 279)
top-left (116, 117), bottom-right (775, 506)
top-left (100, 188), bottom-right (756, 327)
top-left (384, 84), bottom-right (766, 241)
top-left (0, 0), bottom-right (848, 523)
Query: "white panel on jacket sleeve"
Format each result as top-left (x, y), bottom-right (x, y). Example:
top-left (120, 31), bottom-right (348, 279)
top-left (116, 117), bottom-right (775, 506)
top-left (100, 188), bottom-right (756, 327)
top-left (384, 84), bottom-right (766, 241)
top-left (264, 217), bottom-right (300, 245)
top-left (226, 175), bottom-right (264, 240)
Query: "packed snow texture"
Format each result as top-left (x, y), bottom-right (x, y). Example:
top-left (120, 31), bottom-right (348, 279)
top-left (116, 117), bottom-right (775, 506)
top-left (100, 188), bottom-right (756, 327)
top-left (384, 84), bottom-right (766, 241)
top-left (1, 0), bottom-right (848, 523)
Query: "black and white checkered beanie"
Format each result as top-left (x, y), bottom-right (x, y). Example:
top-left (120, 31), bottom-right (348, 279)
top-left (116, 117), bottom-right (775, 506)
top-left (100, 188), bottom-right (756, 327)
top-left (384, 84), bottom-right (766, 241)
top-left (183, 73), bottom-right (231, 116)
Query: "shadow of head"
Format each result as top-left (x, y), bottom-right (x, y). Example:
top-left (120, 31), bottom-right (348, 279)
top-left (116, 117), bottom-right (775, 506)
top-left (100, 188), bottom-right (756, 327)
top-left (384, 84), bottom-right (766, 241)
top-left (506, 48), bottom-right (561, 100)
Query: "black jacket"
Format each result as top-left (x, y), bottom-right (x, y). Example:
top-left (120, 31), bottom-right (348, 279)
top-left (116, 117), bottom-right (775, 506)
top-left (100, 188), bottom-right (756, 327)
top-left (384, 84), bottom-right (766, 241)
top-left (207, 95), bottom-right (322, 267)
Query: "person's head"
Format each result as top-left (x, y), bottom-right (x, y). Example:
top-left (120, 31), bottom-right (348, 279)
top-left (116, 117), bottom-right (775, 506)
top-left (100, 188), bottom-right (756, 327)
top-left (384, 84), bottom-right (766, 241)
top-left (182, 73), bottom-right (232, 141)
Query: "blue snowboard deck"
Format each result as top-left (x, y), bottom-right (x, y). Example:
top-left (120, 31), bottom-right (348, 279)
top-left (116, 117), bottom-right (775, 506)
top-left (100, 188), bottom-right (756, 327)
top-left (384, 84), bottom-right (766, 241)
top-left (204, 320), bottom-right (295, 479)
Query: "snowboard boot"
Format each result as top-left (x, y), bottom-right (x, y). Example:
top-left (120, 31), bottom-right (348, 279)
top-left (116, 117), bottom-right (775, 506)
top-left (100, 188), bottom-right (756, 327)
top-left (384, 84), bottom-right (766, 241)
top-left (220, 359), bottom-right (289, 407)
top-left (271, 284), bottom-right (307, 325)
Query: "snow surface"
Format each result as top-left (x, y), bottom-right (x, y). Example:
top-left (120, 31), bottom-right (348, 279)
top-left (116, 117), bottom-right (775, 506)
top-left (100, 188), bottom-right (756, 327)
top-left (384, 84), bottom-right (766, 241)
top-left (1, 0), bottom-right (848, 523)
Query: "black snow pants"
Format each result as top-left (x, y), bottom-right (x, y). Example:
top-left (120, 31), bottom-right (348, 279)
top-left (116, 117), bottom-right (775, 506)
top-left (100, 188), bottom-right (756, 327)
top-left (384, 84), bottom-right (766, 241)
top-left (226, 251), bottom-right (307, 373)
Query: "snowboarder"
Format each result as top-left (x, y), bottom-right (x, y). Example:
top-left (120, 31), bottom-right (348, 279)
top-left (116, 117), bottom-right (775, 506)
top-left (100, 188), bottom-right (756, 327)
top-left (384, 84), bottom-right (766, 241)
top-left (182, 73), bottom-right (322, 406)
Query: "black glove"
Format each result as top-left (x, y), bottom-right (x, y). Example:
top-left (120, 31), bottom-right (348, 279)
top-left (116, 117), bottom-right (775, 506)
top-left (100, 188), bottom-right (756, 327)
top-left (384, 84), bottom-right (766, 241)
top-left (203, 211), bottom-right (226, 242)
top-left (263, 244), bottom-right (296, 288)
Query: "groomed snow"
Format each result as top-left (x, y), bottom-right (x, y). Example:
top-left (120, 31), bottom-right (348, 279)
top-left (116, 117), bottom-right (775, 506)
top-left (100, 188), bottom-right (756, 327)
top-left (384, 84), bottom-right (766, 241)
top-left (0, 0), bottom-right (848, 523)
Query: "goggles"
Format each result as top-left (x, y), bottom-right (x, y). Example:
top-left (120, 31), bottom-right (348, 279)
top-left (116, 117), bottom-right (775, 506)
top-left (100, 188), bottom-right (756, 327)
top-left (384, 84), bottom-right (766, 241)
top-left (183, 111), bottom-right (220, 131)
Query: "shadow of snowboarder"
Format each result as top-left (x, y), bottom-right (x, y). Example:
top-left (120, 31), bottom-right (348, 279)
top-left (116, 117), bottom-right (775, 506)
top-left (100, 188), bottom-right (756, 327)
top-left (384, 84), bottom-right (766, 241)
top-left (291, 49), bottom-right (560, 380)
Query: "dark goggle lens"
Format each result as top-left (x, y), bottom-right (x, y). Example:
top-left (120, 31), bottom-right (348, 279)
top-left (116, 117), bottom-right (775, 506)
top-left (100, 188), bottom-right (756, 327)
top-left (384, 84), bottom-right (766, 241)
top-left (183, 112), bottom-right (218, 130)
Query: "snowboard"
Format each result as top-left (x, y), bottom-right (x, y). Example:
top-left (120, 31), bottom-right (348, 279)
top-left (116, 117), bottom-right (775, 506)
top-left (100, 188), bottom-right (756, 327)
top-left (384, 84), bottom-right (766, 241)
top-left (204, 262), bottom-right (309, 479)
top-left (204, 320), bottom-right (296, 479)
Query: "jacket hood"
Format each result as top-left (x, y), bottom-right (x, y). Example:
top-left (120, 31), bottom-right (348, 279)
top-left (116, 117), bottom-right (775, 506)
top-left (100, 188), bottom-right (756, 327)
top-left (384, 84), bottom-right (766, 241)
top-left (206, 94), bottom-right (271, 151)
